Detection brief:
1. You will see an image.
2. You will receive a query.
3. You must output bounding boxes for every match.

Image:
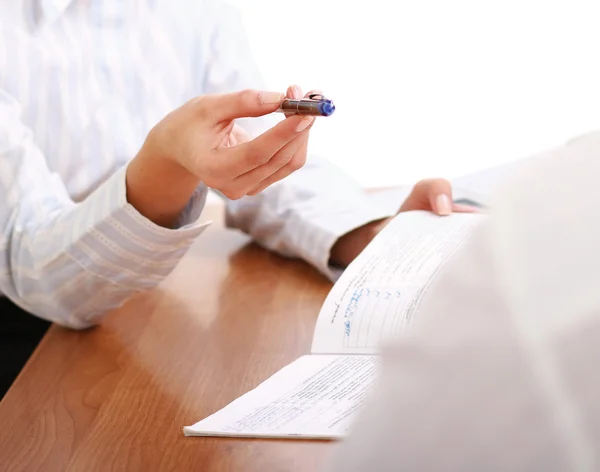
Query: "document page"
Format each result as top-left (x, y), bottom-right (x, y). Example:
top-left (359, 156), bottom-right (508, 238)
top-left (184, 355), bottom-right (379, 439)
top-left (311, 211), bottom-right (484, 355)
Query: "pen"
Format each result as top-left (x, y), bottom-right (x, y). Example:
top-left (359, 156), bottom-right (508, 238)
top-left (276, 93), bottom-right (336, 117)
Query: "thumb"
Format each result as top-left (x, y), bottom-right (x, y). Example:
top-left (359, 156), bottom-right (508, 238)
top-left (427, 178), bottom-right (453, 216)
top-left (200, 89), bottom-right (285, 123)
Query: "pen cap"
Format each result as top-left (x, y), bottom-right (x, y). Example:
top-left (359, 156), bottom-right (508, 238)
top-left (317, 99), bottom-right (335, 116)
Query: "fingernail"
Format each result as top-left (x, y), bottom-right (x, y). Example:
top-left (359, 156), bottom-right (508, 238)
top-left (260, 91), bottom-right (284, 104)
top-left (436, 194), bottom-right (452, 216)
top-left (295, 116), bottom-right (314, 132)
top-left (291, 85), bottom-right (302, 98)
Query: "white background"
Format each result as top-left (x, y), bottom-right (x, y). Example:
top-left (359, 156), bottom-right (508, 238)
top-left (228, 0), bottom-right (600, 187)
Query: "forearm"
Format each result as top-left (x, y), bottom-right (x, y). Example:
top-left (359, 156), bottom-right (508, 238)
top-left (126, 141), bottom-right (201, 228)
top-left (329, 218), bottom-right (389, 268)
top-left (2, 165), bottom-right (208, 329)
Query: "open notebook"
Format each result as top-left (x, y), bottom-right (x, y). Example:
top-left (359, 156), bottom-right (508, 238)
top-left (184, 211), bottom-right (485, 439)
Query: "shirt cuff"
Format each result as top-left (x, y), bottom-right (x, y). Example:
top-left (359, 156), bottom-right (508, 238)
top-left (286, 197), bottom-right (395, 282)
top-left (65, 165), bottom-right (210, 290)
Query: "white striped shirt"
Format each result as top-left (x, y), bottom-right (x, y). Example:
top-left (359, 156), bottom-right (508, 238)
top-left (0, 0), bottom-right (391, 328)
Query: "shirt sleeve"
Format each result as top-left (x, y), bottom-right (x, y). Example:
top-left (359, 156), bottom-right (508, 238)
top-left (225, 157), bottom-right (395, 281)
top-left (0, 90), bottom-right (209, 329)
top-left (192, 0), bottom-right (395, 280)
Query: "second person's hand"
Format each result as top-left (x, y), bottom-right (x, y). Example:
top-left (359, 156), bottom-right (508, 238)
top-left (330, 178), bottom-right (480, 267)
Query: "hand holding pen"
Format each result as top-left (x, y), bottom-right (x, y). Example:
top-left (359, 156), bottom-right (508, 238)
top-left (241, 85), bottom-right (335, 194)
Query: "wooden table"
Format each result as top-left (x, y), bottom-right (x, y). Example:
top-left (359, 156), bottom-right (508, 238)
top-left (0, 205), bottom-right (335, 471)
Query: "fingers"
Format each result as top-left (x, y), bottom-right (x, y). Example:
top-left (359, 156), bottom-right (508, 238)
top-left (399, 178), bottom-right (454, 216)
top-left (226, 124), bottom-right (252, 148)
top-left (206, 85), bottom-right (316, 198)
top-left (304, 89), bottom-right (322, 98)
top-left (287, 84), bottom-right (303, 100)
top-left (200, 89), bottom-right (285, 123)
top-left (223, 111), bottom-right (314, 197)
top-left (214, 112), bottom-right (314, 178)
top-left (241, 85), bottom-right (316, 193)
top-left (399, 178), bottom-right (483, 216)
top-left (230, 133), bottom-right (307, 195)
top-left (425, 179), bottom-right (453, 216)
top-left (285, 86), bottom-right (323, 101)
top-left (452, 203), bottom-right (481, 213)
top-left (247, 134), bottom-right (309, 195)
top-left (198, 85), bottom-right (319, 123)
top-left (282, 85), bottom-right (302, 117)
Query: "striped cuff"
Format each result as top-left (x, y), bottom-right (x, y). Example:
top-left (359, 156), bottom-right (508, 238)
top-left (65, 165), bottom-right (210, 290)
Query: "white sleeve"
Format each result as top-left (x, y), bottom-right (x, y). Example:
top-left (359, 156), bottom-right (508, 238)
top-left (0, 90), bottom-right (209, 328)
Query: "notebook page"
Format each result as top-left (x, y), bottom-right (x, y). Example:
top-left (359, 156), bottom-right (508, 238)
top-left (184, 355), bottom-right (378, 439)
top-left (311, 211), bottom-right (484, 355)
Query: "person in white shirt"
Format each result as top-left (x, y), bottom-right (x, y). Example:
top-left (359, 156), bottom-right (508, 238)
top-left (326, 131), bottom-right (600, 471)
top-left (0, 0), bottom-right (473, 394)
